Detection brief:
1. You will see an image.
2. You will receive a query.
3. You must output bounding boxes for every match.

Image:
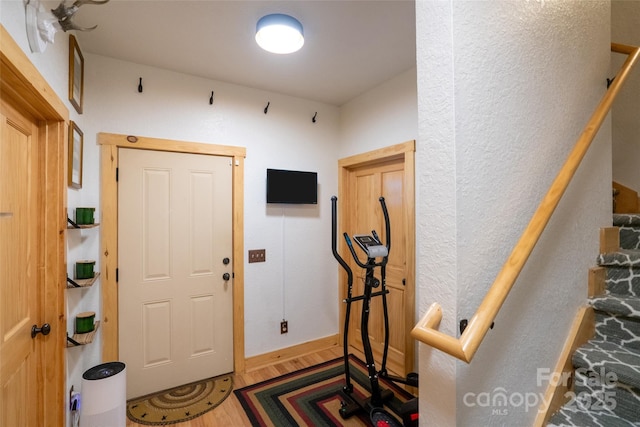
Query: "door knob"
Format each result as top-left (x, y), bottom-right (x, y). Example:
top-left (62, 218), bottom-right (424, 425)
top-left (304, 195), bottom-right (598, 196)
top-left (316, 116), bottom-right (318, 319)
top-left (222, 273), bottom-right (230, 281)
top-left (31, 323), bottom-right (51, 338)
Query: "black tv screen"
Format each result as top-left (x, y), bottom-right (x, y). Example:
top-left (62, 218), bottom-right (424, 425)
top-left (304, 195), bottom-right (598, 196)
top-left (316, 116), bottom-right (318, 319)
top-left (266, 169), bottom-right (318, 204)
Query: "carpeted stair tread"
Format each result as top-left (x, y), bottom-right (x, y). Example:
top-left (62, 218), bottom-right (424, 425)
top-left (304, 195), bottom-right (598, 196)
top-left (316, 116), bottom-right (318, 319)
top-left (613, 214), bottom-right (640, 227)
top-left (548, 347), bottom-right (640, 426)
top-left (619, 229), bottom-right (640, 251)
top-left (548, 216), bottom-right (640, 426)
top-left (589, 294), bottom-right (640, 319)
top-left (611, 214), bottom-right (640, 251)
top-left (547, 403), bottom-right (638, 427)
top-left (571, 369), bottom-right (640, 422)
top-left (619, 227), bottom-right (640, 251)
top-left (605, 267), bottom-right (640, 298)
top-left (598, 250), bottom-right (640, 268)
top-left (572, 340), bottom-right (640, 392)
top-left (594, 312), bottom-right (640, 350)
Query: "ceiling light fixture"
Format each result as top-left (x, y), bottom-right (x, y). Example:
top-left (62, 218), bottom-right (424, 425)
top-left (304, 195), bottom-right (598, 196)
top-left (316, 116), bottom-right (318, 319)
top-left (255, 14), bottom-right (304, 54)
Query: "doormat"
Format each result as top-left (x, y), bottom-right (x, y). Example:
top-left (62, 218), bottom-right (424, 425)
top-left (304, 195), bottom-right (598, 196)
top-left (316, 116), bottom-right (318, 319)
top-left (234, 355), bottom-right (415, 426)
top-left (126, 374), bottom-right (233, 425)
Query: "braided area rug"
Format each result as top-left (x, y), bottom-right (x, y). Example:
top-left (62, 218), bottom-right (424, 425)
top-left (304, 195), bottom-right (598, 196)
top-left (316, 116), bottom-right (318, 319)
top-left (126, 374), bottom-right (233, 425)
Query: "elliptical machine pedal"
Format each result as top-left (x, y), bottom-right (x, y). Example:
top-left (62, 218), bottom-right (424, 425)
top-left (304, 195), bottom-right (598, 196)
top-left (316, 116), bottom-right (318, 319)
top-left (370, 407), bottom-right (403, 427)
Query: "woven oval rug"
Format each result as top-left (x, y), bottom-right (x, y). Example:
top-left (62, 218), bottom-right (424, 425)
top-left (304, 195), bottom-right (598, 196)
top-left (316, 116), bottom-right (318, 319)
top-left (126, 374), bottom-right (233, 425)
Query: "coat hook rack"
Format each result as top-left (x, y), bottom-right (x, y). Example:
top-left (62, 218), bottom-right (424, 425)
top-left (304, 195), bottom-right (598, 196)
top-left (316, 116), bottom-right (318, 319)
top-left (607, 77), bottom-right (615, 88)
top-left (312, 112), bottom-right (317, 123)
top-left (209, 91), bottom-right (215, 105)
top-left (138, 77), bottom-right (143, 93)
top-left (264, 101), bottom-right (270, 114)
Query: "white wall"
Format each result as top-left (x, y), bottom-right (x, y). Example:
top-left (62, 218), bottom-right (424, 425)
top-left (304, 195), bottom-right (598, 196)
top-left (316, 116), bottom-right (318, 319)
top-left (82, 54), bottom-right (342, 356)
top-left (0, 1), bottom-right (69, 107)
top-left (82, 54), bottom-right (343, 424)
top-left (415, 1), bottom-right (612, 426)
top-left (612, 0), bottom-right (640, 190)
top-left (339, 67), bottom-right (418, 157)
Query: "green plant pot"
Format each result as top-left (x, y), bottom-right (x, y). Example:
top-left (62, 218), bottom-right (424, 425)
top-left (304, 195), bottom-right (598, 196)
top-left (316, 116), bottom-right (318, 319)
top-left (75, 260), bottom-right (95, 279)
top-left (75, 207), bottom-right (95, 225)
top-left (75, 311), bottom-right (95, 334)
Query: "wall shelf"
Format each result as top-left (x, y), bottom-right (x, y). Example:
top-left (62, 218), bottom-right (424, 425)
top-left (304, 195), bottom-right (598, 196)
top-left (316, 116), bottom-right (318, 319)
top-left (66, 273), bottom-right (100, 289)
top-left (66, 321), bottom-right (100, 347)
top-left (66, 211), bottom-right (101, 348)
top-left (67, 217), bottom-right (99, 229)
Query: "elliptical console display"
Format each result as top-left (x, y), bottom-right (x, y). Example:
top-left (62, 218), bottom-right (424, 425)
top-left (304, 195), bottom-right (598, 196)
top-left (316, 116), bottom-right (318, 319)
top-left (353, 235), bottom-right (389, 258)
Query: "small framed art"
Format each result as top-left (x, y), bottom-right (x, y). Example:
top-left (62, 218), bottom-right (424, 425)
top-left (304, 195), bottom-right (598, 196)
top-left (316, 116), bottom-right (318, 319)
top-left (68, 121), bottom-right (83, 188)
top-left (69, 35), bottom-right (84, 114)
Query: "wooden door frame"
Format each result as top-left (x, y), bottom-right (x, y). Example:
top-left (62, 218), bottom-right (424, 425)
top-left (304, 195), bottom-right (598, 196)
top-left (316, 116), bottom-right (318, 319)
top-left (98, 133), bottom-right (247, 372)
top-left (337, 140), bottom-right (416, 372)
top-left (1, 25), bottom-right (67, 426)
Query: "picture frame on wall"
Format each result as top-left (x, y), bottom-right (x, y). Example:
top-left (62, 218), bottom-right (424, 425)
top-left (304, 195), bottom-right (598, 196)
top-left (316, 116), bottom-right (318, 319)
top-left (69, 35), bottom-right (84, 114)
top-left (68, 121), bottom-right (83, 189)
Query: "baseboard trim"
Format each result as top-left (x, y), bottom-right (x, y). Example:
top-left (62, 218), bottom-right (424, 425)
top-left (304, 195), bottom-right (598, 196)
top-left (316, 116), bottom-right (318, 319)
top-left (533, 306), bottom-right (595, 427)
top-left (244, 334), bottom-right (339, 372)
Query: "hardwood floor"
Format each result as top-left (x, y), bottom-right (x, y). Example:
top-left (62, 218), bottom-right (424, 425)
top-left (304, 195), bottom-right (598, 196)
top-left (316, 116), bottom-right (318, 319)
top-left (125, 346), bottom-right (345, 426)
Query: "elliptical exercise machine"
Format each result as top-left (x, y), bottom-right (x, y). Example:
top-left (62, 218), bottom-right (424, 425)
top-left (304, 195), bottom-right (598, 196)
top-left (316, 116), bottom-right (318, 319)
top-left (331, 196), bottom-right (419, 427)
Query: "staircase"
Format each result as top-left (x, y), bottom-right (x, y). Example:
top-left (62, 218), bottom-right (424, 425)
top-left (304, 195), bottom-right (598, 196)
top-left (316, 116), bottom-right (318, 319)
top-left (547, 214), bottom-right (640, 426)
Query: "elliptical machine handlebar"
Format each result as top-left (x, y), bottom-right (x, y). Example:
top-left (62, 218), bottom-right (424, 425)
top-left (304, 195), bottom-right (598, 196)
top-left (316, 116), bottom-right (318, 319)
top-left (380, 196), bottom-right (391, 254)
top-left (331, 196), bottom-right (353, 287)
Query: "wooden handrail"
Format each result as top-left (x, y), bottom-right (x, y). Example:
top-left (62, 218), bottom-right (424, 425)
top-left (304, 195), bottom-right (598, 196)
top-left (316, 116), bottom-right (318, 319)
top-left (411, 43), bottom-right (640, 363)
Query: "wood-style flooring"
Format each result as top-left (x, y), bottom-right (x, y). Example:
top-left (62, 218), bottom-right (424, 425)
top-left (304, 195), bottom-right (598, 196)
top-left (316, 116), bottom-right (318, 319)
top-left (125, 346), bottom-right (345, 427)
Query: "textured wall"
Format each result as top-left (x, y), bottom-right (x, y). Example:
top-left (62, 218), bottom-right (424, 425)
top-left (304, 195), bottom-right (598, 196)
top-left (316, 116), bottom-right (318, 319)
top-left (415, 1), bottom-right (459, 425)
top-left (612, 0), bottom-right (640, 190)
top-left (415, 1), bottom-right (611, 425)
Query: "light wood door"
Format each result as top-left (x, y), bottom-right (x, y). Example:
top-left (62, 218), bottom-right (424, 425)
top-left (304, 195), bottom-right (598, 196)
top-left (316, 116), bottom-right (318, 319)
top-left (0, 98), bottom-right (42, 426)
top-left (118, 148), bottom-right (233, 399)
top-left (339, 142), bottom-right (415, 378)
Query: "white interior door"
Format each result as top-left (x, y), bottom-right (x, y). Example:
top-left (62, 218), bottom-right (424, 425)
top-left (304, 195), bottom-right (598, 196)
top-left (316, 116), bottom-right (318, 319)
top-left (118, 148), bottom-right (233, 399)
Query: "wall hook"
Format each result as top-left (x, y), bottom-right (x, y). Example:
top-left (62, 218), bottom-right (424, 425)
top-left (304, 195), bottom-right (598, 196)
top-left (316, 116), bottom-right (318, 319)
top-left (264, 101), bottom-right (270, 114)
top-left (312, 112), bottom-right (317, 123)
top-left (209, 91), bottom-right (215, 105)
top-left (607, 77), bottom-right (615, 88)
top-left (138, 77), bottom-right (143, 93)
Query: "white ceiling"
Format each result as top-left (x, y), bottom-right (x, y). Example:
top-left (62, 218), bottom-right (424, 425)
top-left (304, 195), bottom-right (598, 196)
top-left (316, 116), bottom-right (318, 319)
top-left (74, 0), bottom-right (416, 106)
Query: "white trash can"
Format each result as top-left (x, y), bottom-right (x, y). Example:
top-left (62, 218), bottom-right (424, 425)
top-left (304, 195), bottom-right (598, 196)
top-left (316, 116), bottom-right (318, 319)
top-left (81, 362), bottom-right (126, 427)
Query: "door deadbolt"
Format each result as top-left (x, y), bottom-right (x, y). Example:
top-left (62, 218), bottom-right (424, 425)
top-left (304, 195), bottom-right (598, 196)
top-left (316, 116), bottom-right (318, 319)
top-left (222, 257), bottom-right (230, 265)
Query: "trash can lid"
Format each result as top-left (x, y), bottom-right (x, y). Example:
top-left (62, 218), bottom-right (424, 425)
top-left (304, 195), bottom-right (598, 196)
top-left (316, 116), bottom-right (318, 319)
top-left (82, 362), bottom-right (125, 380)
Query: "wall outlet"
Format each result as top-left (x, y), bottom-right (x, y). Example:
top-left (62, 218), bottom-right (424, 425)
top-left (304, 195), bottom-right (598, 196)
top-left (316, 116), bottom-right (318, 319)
top-left (248, 249), bottom-right (266, 263)
top-left (280, 320), bottom-right (288, 334)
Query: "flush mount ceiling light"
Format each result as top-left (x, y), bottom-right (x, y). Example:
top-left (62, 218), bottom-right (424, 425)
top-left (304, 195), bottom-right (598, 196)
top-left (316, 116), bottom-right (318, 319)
top-left (255, 14), bottom-right (304, 54)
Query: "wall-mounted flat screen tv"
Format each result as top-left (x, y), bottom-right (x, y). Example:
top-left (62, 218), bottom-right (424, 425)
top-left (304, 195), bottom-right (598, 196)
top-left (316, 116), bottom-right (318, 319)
top-left (266, 169), bottom-right (318, 204)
